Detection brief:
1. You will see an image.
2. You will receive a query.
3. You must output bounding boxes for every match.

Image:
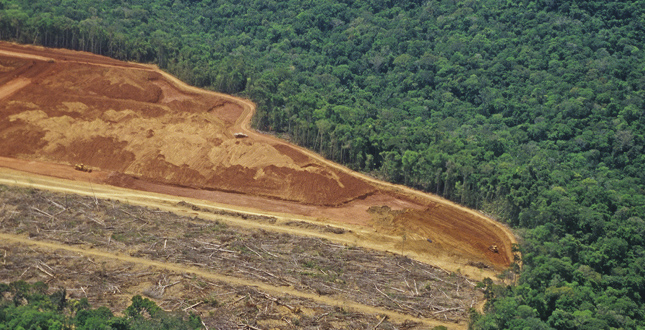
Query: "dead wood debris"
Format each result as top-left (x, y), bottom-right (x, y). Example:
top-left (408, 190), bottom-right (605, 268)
top-left (0, 184), bottom-right (484, 326)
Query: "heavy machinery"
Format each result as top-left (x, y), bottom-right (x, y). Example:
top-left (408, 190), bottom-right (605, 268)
top-left (74, 164), bottom-right (92, 173)
top-left (488, 244), bottom-right (499, 253)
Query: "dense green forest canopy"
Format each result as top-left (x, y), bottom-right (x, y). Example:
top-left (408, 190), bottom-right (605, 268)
top-left (1, 0), bottom-right (644, 329)
top-left (0, 281), bottom-right (201, 330)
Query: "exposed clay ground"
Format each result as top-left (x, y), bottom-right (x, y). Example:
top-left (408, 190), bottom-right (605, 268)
top-left (0, 42), bottom-right (516, 272)
top-left (0, 42), bottom-right (518, 328)
top-left (0, 43), bottom-right (373, 207)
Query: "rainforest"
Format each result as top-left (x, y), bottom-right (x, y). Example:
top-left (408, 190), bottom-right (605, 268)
top-left (1, 0), bottom-right (644, 329)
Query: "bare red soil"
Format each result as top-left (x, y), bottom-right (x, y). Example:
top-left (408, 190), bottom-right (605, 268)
top-left (0, 42), bottom-right (516, 272)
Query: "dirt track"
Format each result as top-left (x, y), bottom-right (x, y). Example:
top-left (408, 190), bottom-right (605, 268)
top-left (0, 42), bottom-right (517, 277)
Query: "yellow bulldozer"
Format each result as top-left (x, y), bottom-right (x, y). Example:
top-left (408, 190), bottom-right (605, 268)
top-left (74, 163), bottom-right (92, 173)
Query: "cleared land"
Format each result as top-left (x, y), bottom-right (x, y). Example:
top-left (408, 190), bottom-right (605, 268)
top-left (0, 184), bottom-right (481, 329)
top-left (0, 42), bottom-right (518, 328)
top-left (0, 42), bottom-right (516, 271)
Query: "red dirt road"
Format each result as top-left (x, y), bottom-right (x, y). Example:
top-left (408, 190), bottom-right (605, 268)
top-left (0, 42), bottom-right (517, 274)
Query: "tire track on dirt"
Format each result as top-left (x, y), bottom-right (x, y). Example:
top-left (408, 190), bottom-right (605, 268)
top-left (0, 77), bottom-right (30, 100)
top-left (0, 232), bottom-right (466, 329)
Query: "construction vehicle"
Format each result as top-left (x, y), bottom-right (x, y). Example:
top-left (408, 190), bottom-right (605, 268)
top-left (74, 164), bottom-right (92, 173)
top-left (488, 244), bottom-right (499, 253)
